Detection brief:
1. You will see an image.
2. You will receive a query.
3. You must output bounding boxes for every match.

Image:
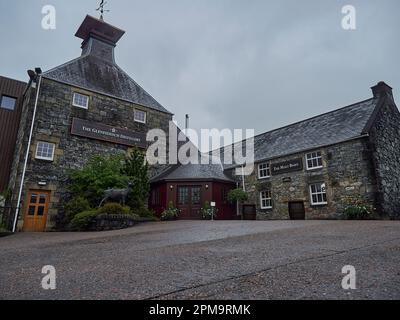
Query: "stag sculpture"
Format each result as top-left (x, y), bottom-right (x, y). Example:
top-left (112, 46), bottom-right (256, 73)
top-left (99, 182), bottom-right (134, 207)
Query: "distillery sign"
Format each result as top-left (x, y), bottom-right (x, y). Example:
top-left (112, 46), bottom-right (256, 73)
top-left (271, 158), bottom-right (303, 176)
top-left (71, 118), bottom-right (147, 148)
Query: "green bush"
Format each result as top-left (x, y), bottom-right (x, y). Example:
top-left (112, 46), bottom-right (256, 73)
top-left (65, 197), bottom-right (91, 221)
top-left (133, 206), bottom-right (155, 218)
top-left (70, 210), bottom-right (98, 231)
top-left (344, 205), bottom-right (373, 220)
top-left (227, 188), bottom-right (248, 204)
top-left (161, 201), bottom-right (179, 221)
top-left (68, 155), bottom-right (129, 207)
top-left (98, 203), bottom-right (130, 215)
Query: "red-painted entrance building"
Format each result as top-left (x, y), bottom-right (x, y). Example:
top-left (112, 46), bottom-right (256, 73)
top-left (150, 162), bottom-right (236, 220)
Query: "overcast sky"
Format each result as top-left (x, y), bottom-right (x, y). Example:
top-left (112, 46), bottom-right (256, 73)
top-left (1, 0), bottom-right (399, 150)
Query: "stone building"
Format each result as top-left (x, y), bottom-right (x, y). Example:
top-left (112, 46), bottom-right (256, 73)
top-left (222, 82), bottom-right (400, 220)
top-left (149, 82), bottom-right (400, 221)
top-left (8, 15), bottom-right (173, 231)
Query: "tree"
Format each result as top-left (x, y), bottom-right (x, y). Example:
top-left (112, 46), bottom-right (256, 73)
top-left (227, 188), bottom-right (249, 219)
top-left (122, 148), bottom-right (150, 210)
top-left (68, 154), bottom-right (128, 207)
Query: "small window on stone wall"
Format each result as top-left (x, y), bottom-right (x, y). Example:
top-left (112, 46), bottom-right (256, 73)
top-left (258, 162), bottom-right (271, 179)
top-left (72, 92), bottom-right (89, 109)
top-left (260, 190), bottom-right (272, 209)
top-left (134, 109), bottom-right (146, 123)
top-left (309, 182), bottom-right (327, 205)
top-left (35, 141), bottom-right (55, 161)
top-left (306, 151), bottom-right (323, 170)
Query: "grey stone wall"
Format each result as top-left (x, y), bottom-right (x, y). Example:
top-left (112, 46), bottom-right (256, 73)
top-left (368, 98), bottom-right (400, 219)
top-left (9, 78), bottom-right (172, 230)
top-left (240, 138), bottom-right (377, 220)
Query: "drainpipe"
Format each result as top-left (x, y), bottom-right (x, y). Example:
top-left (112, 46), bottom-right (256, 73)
top-left (12, 72), bottom-right (42, 232)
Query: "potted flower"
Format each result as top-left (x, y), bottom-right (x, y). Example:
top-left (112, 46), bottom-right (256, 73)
top-left (161, 201), bottom-right (180, 221)
top-left (200, 201), bottom-right (218, 220)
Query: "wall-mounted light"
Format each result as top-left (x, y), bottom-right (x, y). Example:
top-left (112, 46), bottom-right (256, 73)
top-left (38, 181), bottom-right (47, 186)
top-left (170, 185), bottom-right (174, 190)
top-left (205, 184), bottom-right (209, 190)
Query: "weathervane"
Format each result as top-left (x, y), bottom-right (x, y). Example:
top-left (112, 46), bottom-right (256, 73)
top-left (96, 0), bottom-right (110, 20)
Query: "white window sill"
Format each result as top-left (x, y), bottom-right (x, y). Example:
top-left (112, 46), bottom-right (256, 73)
top-left (72, 103), bottom-right (88, 110)
top-left (260, 206), bottom-right (273, 210)
top-left (258, 176), bottom-right (271, 180)
top-left (310, 202), bottom-right (328, 206)
top-left (35, 156), bottom-right (54, 162)
top-left (306, 166), bottom-right (324, 171)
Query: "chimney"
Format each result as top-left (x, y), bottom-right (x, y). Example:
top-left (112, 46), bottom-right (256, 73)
top-left (75, 15), bottom-right (125, 63)
top-left (185, 114), bottom-right (190, 130)
top-left (371, 81), bottom-right (393, 99)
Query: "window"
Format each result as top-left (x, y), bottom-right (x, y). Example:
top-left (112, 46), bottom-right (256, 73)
top-left (178, 187), bottom-right (189, 205)
top-left (260, 190), bottom-right (272, 209)
top-left (306, 151), bottom-right (323, 170)
top-left (152, 188), bottom-right (160, 206)
top-left (35, 141), bottom-right (55, 161)
top-left (310, 182), bottom-right (327, 205)
top-left (258, 162), bottom-right (271, 179)
top-left (72, 92), bottom-right (89, 109)
top-left (0, 95), bottom-right (17, 110)
top-left (134, 109), bottom-right (146, 123)
top-left (191, 187), bottom-right (201, 205)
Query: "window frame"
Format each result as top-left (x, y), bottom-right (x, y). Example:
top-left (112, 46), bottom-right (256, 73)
top-left (258, 162), bottom-right (271, 179)
top-left (309, 182), bottom-right (328, 206)
top-left (134, 109), bottom-right (147, 124)
top-left (0, 95), bottom-right (17, 111)
top-left (72, 92), bottom-right (89, 110)
top-left (305, 151), bottom-right (323, 170)
top-left (35, 141), bottom-right (56, 161)
top-left (260, 190), bottom-right (272, 209)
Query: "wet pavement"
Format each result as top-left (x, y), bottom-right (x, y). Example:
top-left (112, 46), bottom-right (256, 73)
top-left (0, 220), bottom-right (399, 300)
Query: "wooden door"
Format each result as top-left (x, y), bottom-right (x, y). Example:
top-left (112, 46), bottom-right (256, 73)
top-left (288, 201), bottom-right (305, 220)
top-left (23, 190), bottom-right (50, 232)
top-left (177, 186), bottom-right (202, 219)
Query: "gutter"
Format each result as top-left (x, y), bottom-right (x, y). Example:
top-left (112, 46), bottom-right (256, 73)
top-left (12, 74), bottom-right (42, 232)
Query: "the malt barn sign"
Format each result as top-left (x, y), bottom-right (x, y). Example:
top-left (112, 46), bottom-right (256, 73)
top-left (271, 158), bottom-right (303, 175)
top-left (71, 118), bottom-right (147, 148)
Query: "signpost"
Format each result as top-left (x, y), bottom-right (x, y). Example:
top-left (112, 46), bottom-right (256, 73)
top-left (271, 158), bottom-right (303, 176)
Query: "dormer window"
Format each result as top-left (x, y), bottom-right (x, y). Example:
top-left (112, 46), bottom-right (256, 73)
top-left (306, 151), bottom-right (323, 170)
top-left (72, 92), bottom-right (89, 109)
top-left (134, 109), bottom-right (146, 124)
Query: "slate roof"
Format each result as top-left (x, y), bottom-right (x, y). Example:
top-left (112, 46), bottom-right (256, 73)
top-left (43, 54), bottom-right (171, 114)
top-left (151, 154), bottom-right (235, 183)
top-left (220, 97), bottom-right (379, 168)
top-left (42, 16), bottom-right (172, 114)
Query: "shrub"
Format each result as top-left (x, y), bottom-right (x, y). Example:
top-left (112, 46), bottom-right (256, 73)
top-left (123, 149), bottom-right (150, 209)
top-left (68, 155), bottom-right (129, 207)
top-left (200, 201), bottom-right (218, 220)
top-left (227, 188), bottom-right (248, 204)
top-left (161, 201), bottom-right (179, 221)
top-left (70, 210), bottom-right (99, 231)
top-left (342, 195), bottom-right (375, 220)
top-left (133, 206), bottom-right (155, 218)
top-left (65, 197), bottom-right (91, 221)
top-left (98, 202), bottom-right (130, 215)
top-left (344, 205), bottom-right (373, 220)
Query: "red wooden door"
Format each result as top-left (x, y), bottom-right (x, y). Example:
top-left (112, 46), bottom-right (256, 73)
top-left (177, 186), bottom-right (202, 219)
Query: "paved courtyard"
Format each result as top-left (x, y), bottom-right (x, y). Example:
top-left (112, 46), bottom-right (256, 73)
top-left (0, 220), bottom-right (399, 300)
